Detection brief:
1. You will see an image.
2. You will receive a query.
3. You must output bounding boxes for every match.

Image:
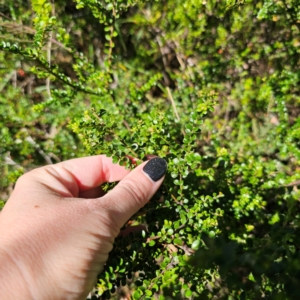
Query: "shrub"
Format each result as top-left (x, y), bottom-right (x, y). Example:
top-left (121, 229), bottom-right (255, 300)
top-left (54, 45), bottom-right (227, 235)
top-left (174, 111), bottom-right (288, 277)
top-left (1, 0), bottom-right (300, 299)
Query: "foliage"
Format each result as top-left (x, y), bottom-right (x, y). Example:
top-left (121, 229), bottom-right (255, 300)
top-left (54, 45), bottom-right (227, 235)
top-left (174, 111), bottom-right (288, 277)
top-left (1, 0), bottom-right (300, 299)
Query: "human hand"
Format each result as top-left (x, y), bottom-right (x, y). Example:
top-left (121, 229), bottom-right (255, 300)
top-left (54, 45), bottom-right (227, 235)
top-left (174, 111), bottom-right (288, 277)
top-left (0, 155), bottom-right (167, 300)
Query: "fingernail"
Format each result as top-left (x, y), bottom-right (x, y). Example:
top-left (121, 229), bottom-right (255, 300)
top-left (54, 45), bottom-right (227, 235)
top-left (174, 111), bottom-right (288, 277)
top-left (143, 157), bottom-right (167, 182)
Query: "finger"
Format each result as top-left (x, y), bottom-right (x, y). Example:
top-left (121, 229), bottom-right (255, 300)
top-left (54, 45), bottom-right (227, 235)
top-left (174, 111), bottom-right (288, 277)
top-left (16, 155), bottom-right (131, 197)
top-left (96, 157), bottom-right (167, 228)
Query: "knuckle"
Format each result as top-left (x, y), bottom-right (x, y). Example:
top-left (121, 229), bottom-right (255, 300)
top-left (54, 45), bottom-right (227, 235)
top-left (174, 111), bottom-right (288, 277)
top-left (119, 178), bottom-right (149, 206)
top-left (14, 173), bottom-right (27, 188)
top-left (14, 168), bottom-right (41, 186)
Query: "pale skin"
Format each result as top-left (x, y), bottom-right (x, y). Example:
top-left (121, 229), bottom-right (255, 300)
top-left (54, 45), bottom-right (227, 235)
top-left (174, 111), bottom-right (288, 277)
top-left (0, 155), bottom-right (165, 300)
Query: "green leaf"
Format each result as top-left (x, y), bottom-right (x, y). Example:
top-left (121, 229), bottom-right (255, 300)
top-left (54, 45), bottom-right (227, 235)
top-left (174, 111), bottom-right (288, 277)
top-left (185, 289), bottom-right (193, 297)
top-left (148, 240), bottom-right (156, 247)
top-left (191, 240), bottom-right (200, 251)
top-left (132, 290), bottom-right (143, 299)
top-left (174, 238), bottom-right (183, 246)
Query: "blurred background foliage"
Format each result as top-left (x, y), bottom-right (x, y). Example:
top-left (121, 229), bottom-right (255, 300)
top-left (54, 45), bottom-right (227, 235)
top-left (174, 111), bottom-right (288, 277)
top-left (0, 0), bottom-right (300, 299)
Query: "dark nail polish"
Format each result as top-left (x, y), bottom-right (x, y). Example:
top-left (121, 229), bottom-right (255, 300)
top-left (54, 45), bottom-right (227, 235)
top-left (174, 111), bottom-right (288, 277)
top-left (143, 157), bottom-right (167, 182)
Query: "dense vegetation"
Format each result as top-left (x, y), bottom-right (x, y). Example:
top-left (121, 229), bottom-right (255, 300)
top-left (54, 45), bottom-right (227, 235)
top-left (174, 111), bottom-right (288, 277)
top-left (1, 0), bottom-right (300, 299)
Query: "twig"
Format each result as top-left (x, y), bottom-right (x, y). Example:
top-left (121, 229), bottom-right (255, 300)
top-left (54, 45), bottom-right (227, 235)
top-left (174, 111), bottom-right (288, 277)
top-left (140, 257), bottom-right (176, 300)
top-left (122, 120), bottom-right (130, 130)
top-left (0, 71), bottom-right (16, 92)
top-left (0, 35), bottom-right (32, 43)
top-left (0, 12), bottom-right (10, 20)
top-left (12, 70), bottom-right (17, 88)
top-left (19, 74), bottom-right (34, 91)
top-left (33, 57), bottom-right (100, 95)
top-left (171, 39), bottom-right (186, 70)
top-left (0, 22), bottom-right (72, 52)
top-left (4, 156), bottom-right (23, 169)
top-left (156, 35), bottom-right (168, 69)
top-left (285, 180), bottom-right (300, 187)
top-left (46, 1), bottom-right (55, 98)
top-left (175, 244), bottom-right (195, 256)
top-left (162, 85), bottom-right (186, 137)
top-left (105, 5), bottom-right (116, 70)
top-left (166, 86), bottom-right (180, 122)
top-left (48, 153), bottom-right (61, 163)
top-left (25, 135), bottom-right (53, 165)
top-left (172, 38), bottom-right (194, 78)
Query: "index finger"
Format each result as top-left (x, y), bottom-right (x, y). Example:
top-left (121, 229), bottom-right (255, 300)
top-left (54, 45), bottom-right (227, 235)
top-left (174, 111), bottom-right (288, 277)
top-left (17, 155), bottom-right (131, 197)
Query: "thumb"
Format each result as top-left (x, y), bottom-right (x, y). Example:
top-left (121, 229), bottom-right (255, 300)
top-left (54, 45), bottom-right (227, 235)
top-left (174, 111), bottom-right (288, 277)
top-left (99, 157), bottom-right (167, 229)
